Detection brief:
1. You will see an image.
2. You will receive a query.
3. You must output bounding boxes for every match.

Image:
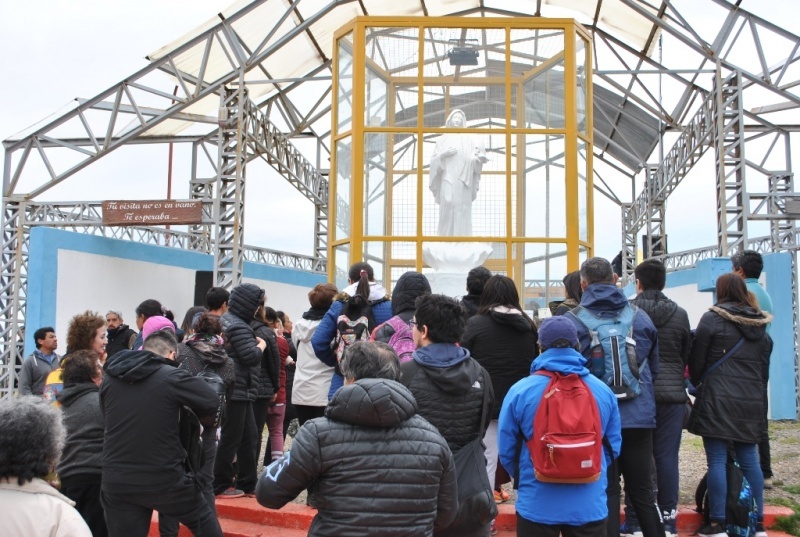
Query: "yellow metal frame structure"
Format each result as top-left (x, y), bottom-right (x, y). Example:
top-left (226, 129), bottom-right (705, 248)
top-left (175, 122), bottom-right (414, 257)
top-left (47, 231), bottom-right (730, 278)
top-left (330, 17), bottom-right (592, 300)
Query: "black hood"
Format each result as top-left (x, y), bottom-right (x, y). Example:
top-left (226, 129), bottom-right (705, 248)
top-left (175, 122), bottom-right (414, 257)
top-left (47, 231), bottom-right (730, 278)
top-left (419, 353), bottom-right (483, 396)
top-left (228, 283), bottom-right (264, 321)
top-left (487, 307), bottom-right (535, 333)
top-left (326, 378), bottom-right (417, 427)
top-left (632, 290), bottom-right (678, 327)
top-left (461, 295), bottom-right (480, 318)
top-left (391, 271), bottom-right (431, 315)
top-left (57, 382), bottom-right (99, 406)
top-left (104, 349), bottom-right (174, 382)
top-left (712, 303), bottom-right (772, 341)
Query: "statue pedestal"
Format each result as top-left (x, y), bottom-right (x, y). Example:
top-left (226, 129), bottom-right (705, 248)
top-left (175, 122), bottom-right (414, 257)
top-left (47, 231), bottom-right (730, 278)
top-left (422, 242), bottom-right (492, 297)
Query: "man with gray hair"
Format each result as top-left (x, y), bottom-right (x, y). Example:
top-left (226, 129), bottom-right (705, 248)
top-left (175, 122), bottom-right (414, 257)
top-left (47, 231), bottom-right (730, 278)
top-left (0, 396), bottom-right (92, 536)
top-left (105, 310), bottom-right (137, 359)
top-left (256, 341), bottom-right (458, 536)
top-left (100, 330), bottom-right (222, 537)
top-left (565, 257), bottom-right (664, 537)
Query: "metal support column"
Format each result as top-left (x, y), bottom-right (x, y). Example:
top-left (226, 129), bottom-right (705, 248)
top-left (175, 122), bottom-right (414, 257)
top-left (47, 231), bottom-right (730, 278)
top-left (214, 86), bottom-right (248, 289)
top-left (0, 200), bottom-right (28, 398)
top-left (189, 138), bottom-right (217, 253)
top-left (644, 164), bottom-right (667, 259)
top-left (768, 173), bottom-right (797, 251)
top-left (713, 70), bottom-right (748, 256)
top-left (621, 203), bottom-right (637, 284)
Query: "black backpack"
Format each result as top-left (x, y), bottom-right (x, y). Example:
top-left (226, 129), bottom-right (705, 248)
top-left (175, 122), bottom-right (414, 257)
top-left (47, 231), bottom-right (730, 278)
top-left (695, 454), bottom-right (758, 537)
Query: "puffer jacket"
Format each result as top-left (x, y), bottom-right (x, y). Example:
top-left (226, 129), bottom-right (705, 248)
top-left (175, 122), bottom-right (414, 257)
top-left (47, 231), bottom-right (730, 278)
top-left (0, 478), bottom-right (92, 537)
top-left (631, 290), bottom-right (691, 404)
top-left (220, 283), bottom-right (264, 402)
top-left (178, 334), bottom-right (235, 438)
top-left (255, 378), bottom-right (458, 536)
top-left (688, 302), bottom-right (772, 444)
top-left (250, 320), bottom-right (279, 400)
top-left (311, 282), bottom-right (392, 398)
top-left (400, 343), bottom-right (494, 451)
top-left (568, 284), bottom-right (659, 429)
top-left (373, 271), bottom-right (430, 343)
top-left (461, 307), bottom-right (538, 419)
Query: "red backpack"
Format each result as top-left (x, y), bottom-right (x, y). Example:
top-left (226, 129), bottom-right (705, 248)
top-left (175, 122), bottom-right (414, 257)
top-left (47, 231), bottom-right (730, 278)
top-left (527, 371), bottom-right (603, 484)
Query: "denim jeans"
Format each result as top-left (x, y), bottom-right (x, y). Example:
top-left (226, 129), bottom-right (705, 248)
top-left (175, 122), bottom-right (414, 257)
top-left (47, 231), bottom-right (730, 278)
top-left (702, 437), bottom-right (763, 523)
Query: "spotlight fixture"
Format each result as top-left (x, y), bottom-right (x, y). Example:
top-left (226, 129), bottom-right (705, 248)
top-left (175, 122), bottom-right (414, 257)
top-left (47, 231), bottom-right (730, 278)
top-left (446, 39), bottom-right (479, 66)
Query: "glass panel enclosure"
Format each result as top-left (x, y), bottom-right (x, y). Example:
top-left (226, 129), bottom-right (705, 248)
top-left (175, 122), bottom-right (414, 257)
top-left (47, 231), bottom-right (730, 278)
top-left (331, 18), bottom-right (592, 297)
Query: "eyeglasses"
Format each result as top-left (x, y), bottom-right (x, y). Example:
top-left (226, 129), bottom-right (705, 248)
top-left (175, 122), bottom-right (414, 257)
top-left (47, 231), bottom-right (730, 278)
top-left (409, 319), bottom-right (418, 329)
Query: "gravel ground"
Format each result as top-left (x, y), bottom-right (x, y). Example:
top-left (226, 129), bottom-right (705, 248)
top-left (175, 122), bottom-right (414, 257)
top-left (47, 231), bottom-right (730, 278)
top-left (264, 419), bottom-right (800, 509)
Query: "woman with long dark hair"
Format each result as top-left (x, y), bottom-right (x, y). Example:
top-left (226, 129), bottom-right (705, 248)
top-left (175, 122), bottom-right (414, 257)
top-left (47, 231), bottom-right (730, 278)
top-left (688, 273), bottom-right (772, 537)
top-left (460, 274), bottom-right (538, 521)
top-left (250, 299), bottom-right (280, 467)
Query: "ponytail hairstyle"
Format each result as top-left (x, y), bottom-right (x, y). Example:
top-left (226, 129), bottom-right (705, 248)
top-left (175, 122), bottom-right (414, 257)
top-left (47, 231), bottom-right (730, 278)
top-left (263, 306), bottom-right (279, 328)
top-left (345, 262), bottom-right (374, 319)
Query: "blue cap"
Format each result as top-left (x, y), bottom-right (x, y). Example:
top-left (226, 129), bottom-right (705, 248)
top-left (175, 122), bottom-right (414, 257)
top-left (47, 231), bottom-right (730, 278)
top-left (538, 316), bottom-right (579, 348)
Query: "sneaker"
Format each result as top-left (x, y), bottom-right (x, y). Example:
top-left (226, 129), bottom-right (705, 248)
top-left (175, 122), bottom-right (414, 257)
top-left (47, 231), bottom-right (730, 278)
top-left (493, 488), bottom-right (510, 503)
top-left (661, 509), bottom-right (677, 537)
top-left (697, 522), bottom-right (727, 537)
top-left (490, 521), bottom-right (498, 536)
top-left (620, 520), bottom-right (643, 537)
top-left (215, 487), bottom-right (245, 499)
top-left (755, 522), bottom-right (768, 537)
top-left (763, 477), bottom-right (774, 489)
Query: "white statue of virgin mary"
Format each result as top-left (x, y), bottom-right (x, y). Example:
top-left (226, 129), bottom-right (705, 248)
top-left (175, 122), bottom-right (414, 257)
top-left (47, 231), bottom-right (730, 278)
top-left (428, 109), bottom-right (489, 236)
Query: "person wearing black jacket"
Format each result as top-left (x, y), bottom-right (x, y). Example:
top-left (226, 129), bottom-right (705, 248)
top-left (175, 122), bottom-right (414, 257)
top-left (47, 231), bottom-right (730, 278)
top-left (256, 341), bottom-right (458, 536)
top-left (159, 313), bottom-right (235, 537)
top-left (624, 259), bottom-right (691, 536)
top-left (250, 303), bottom-right (280, 468)
top-left (100, 331), bottom-right (222, 537)
top-left (460, 275), bottom-right (538, 501)
top-left (459, 266), bottom-right (491, 320)
top-left (104, 310), bottom-right (137, 359)
top-left (213, 283), bottom-right (267, 498)
top-left (401, 294), bottom-right (494, 537)
top-left (688, 273), bottom-right (772, 537)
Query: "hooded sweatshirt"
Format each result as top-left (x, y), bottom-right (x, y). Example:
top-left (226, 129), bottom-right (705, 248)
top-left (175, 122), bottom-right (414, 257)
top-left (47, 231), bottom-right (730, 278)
top-left (688, 302), bottom-right (772, 443)
top-left (100, 349), bottom-right (218, 493)
top-left (498, 347), bottom-right (622, 526)
top-left (255, 378), bottom-right (458, 536)
top-left (400, 343), bottom-right (494, 451)
top-left (568, 284), bottom-right (659, 429)
top-left (461, 307), bottom-right (538, 418)
top-left (56, 383), bottom-right (104, 484)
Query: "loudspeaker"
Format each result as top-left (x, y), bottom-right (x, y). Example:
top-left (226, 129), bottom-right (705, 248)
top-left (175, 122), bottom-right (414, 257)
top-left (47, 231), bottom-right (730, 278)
top-left (641, 235), bottom-right (667, 258)
top-left (194, 271), bottom-right (214, 307)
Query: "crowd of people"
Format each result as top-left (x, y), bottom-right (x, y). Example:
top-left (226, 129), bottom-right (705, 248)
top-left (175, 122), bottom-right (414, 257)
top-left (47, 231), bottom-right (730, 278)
top-left (2, 251), bottom-right (775, 537)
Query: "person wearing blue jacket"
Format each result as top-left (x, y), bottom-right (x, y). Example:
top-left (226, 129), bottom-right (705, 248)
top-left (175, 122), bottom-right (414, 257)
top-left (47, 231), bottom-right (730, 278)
top-left (311, 262), bottom-right (392, 399)
top-left (498, 316), bottom-right (621, 536)
top-left (566, 257), bottom-right (664, 537)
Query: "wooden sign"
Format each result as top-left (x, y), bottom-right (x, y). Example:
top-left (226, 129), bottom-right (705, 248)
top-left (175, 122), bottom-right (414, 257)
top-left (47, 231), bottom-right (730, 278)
top-left (102, 200), bottom-right (202, 226)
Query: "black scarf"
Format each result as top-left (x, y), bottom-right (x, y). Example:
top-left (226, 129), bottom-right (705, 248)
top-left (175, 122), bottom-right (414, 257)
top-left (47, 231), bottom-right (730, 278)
top-left (302, 306), bottom-right (328, 321)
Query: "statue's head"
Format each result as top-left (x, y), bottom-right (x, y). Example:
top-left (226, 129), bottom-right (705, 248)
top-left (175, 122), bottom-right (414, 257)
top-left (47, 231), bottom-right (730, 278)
top-left (446, 109), bottom-right (467, 128)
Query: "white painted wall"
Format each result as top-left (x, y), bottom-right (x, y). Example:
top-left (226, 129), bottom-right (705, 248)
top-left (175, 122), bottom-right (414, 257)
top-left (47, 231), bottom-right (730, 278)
top-left (53, 250), bottom-right (315, 346)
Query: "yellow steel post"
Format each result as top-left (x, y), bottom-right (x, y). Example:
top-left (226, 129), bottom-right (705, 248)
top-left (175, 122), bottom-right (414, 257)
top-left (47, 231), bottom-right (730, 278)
top-left (563, 24), bottom-right (579, 272)
top-left (350, 21), bottom-right (366, 271)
